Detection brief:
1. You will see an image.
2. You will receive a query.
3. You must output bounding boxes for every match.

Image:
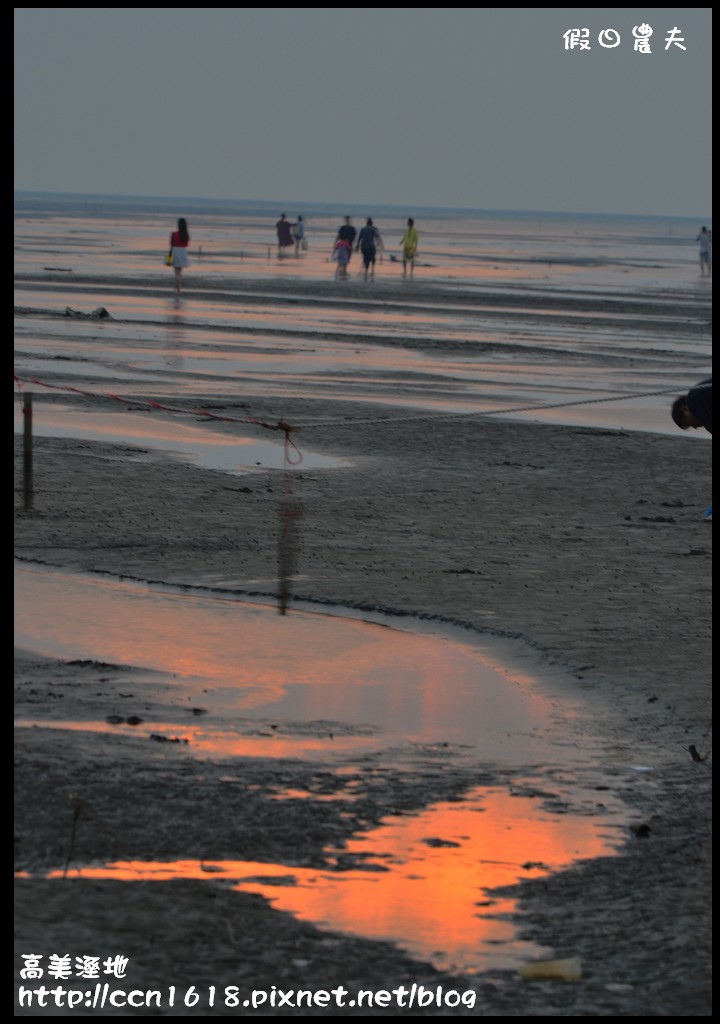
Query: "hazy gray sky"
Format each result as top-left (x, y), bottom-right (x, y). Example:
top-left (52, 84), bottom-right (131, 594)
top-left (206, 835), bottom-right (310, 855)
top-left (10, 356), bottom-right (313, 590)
top-left (14, 8), bottom-right (712, 217)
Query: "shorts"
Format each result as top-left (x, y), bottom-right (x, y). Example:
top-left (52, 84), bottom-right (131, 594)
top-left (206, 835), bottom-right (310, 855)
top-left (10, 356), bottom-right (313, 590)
top-left (403, 248), bottom-right (416, 263)
top-left (171, 246), bottom-right (190, 268)
top-left (361, 247), bottom-right (376, 267)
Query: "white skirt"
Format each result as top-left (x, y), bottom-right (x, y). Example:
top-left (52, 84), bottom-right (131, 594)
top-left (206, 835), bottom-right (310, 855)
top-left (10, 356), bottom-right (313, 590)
top-left (172, 246), bottom-right (190, 268)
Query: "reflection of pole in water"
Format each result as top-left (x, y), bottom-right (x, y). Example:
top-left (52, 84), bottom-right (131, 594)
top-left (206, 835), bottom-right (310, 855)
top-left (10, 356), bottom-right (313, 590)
top-left (276, 426), bottom-right (303, 614)
top-left (277, 491), bottom-right (302, 615)
top-left (22, 390), bottom-right (34, 512)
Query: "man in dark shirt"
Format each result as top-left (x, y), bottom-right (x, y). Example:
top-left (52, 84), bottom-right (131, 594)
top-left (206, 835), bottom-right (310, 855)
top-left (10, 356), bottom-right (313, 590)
top-left (276, 214), bottom-right (296, 259)
top-left (356, 218), bottom-right (383, 282)
top-left (336, 217), bottom-right (357, 266)
top-left (671, 376), bottom-right (712, 434)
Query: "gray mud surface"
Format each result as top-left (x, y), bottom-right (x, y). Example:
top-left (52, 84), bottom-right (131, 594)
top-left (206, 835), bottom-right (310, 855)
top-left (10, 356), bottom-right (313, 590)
top-left (14, 278), bottom-right (711, 1015)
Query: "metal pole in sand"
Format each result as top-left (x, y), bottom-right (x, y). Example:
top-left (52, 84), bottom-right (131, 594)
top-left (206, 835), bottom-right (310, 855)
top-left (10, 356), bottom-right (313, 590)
top-left (23, 391), bottom-right (33, 512)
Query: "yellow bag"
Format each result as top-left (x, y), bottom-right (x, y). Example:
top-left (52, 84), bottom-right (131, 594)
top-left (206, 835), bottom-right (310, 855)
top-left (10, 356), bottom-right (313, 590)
top-left (165, 251), bottom-right (173, 266)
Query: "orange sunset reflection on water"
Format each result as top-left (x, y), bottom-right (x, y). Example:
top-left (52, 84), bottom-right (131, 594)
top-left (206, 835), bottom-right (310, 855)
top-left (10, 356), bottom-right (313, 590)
top-left (17, 563), bottom-right (633, 972)
top-left (15, 564), bottom-right (598, 763)
top-left (48, 787), bottom-right (624, 974)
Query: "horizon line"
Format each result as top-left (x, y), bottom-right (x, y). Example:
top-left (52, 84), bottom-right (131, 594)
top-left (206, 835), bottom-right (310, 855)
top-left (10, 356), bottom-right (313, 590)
top-left (13, 189), bottom-right (708, 224)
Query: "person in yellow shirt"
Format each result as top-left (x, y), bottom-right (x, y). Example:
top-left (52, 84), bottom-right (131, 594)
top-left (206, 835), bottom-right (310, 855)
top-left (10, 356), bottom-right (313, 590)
top-left (400, 218), bottom-right (419, 277)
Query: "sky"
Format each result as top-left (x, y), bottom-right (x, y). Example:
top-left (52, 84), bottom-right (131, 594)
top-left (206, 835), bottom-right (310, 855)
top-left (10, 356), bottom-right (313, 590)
top-left (14, 8), bottom-right (713, 218)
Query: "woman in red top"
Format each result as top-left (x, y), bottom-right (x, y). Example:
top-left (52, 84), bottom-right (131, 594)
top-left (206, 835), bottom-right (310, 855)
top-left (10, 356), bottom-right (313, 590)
top-left (169, 218), bottom-right (190, 294)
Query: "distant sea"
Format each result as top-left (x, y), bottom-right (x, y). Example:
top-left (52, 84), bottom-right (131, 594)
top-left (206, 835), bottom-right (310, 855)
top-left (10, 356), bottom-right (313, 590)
top-left (14, 187), bottom-right (705, 233)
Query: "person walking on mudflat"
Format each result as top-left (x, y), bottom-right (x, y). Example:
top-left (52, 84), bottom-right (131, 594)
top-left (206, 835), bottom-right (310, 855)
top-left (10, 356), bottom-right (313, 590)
top-left (356, 218), bottom-right (384, 282)
top-left (169, 218), bottom-right (190, 295)
top-left (696, 226), bottom-right (712, 277)
top-left (332, 237), bottom-right (351, 280)
top-left (336, 217), bottom-right (357, 269)
top-left (400, 218), bottom-right (418, 277)
top-left (275, 214), bottom-right (296, 259)
top-left (292, 215), bottom-right (306, 257)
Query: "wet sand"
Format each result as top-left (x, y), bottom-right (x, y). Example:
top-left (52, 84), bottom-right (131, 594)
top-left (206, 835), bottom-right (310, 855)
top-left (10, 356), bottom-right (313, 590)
top-left (14, 274), bottom-right (712, 1015)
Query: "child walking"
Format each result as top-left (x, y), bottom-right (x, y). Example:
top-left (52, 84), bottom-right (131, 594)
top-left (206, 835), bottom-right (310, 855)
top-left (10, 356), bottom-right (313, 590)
top-left (332, 238), bottom-right (351, 279)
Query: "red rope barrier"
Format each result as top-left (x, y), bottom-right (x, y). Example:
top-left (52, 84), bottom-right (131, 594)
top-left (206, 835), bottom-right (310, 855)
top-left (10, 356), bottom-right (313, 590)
top-left (13, 373), bottom-right (302, 462)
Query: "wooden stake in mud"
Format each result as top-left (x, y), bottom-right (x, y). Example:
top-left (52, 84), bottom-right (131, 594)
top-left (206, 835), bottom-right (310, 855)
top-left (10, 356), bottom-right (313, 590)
top-left (23, 391), bottom-right (33, 511)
